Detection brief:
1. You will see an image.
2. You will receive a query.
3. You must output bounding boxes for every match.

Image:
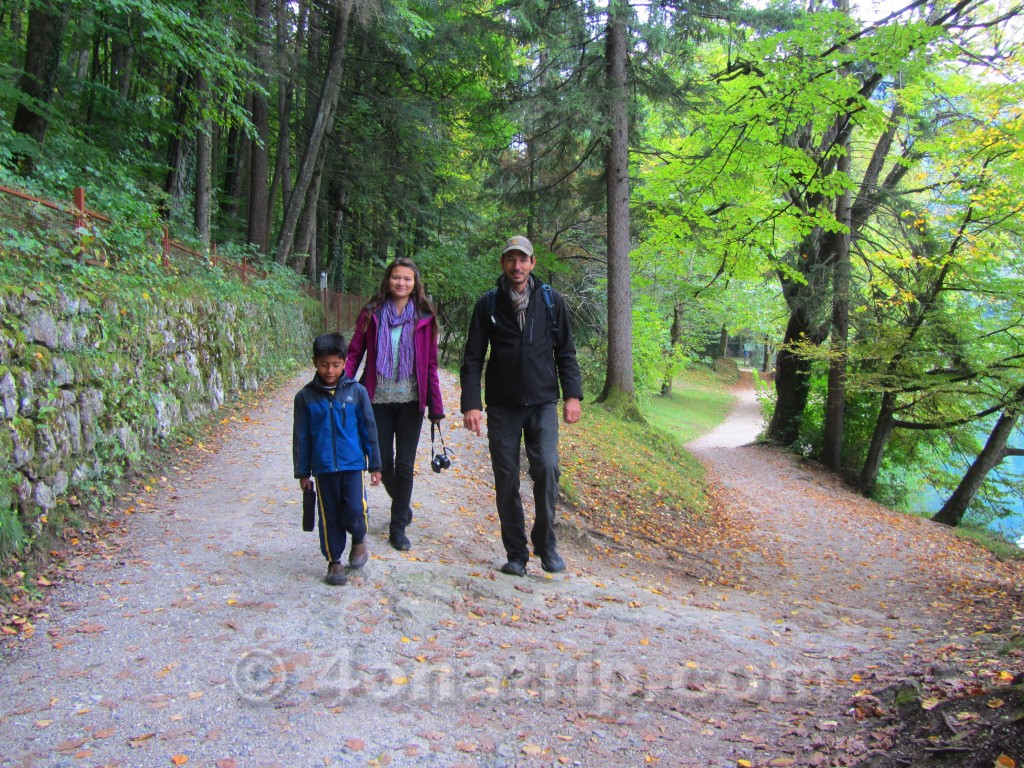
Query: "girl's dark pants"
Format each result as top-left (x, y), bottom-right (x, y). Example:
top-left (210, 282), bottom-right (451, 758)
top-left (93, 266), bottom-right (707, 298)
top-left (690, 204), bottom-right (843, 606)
top-left (486, 402), bottom-right (560, 565)
top-left (314, 471), bottom-right (367, 563)
top-left (372, 400), bottom-right (424, 538)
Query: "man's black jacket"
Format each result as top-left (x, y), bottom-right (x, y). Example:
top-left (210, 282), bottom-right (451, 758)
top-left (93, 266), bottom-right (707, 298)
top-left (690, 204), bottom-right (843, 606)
top-left (460, 275), bottom-right (583, 412)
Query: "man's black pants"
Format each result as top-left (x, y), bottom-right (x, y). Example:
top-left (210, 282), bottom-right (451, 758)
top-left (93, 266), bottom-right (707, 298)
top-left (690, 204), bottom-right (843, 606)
top-left (486, 402), bottom-right (560, 565)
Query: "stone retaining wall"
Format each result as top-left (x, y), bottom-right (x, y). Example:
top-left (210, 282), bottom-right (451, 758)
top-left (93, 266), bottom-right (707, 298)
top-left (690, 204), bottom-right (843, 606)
top-left (0, 274), bottom-right (317, 551)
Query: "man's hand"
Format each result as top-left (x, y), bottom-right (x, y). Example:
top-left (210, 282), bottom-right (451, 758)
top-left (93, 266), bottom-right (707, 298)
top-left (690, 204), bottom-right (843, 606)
top-left (563, 397), bottom-right (581, 424)
top-left (463, 409), bottom-right (483, 436)
top-left (299, 477), bottom-right (313, 491)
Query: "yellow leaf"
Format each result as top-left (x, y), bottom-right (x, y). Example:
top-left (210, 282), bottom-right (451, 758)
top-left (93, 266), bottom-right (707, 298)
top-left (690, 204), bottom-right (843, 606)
top-left (392, 676), bottom-right (409, 685)
top-left (737, 761), bottom-right (753, 768)
top-left (171, 755), bottom-right (189, 765)
top-left (35, 720), bottom-right (53, 728)
top-left (639, 638), bottom-right (650, 646)
top-left (685, 661), bottom-right (698, 669)
top-left (522, 743), bottom-right (544, 756)
top-left (769, 759), bottom-right (796, 767)
top-left (987, 698), bottom-right (1006, 709)
top-left (921, 698), bottom-right (940, 710)
top-left (995, 755), bottom-right (1015, 768)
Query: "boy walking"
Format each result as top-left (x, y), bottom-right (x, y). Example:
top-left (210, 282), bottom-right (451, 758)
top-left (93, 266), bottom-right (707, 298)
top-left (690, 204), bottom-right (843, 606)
top-left (293, 333), bottom-right (382, 585)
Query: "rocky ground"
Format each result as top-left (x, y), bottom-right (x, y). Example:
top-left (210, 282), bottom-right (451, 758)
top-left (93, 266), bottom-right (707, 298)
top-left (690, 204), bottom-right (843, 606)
top-left (0, 371), bottom-right (1021, 768)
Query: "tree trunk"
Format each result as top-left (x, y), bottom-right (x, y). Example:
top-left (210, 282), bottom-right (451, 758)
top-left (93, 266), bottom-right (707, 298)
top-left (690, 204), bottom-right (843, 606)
top-left (716, 325), bottom-right (728, 359)
top-left (295, 145), bottom-right (326, 269)
top-left (194, 71), bottom-right (212, 248)
top-left (822, 141), bottom-right (852, 470)
top-left (932, 411), bottom-right (1020, 527)
top-left (276, 0), bottom-right (354, 264)
top-left (766, 306), bottom-right (820, 445)
top-left (247, 0), bottom-right (272, 254)
top-left (597, 9), bottom-right (637, 417)
top-left (220, 124), bottom-right (242, 221)
top-left (661, 303), bottom-right (683, 396)
top-left (12, 2), bottom-right (70, 172)
top-left (162, 70), bottom-right (192, 220)
top-left (268, 0), bottom-right (301, 227)
top-left (858, 391), bottom-right (897, 495)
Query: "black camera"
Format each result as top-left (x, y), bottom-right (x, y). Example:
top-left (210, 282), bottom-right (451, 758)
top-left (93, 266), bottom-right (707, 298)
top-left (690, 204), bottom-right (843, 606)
top-left (429, 422), bottom-right (453, 473)
top-left (431, 452), bottom-right (451, 473)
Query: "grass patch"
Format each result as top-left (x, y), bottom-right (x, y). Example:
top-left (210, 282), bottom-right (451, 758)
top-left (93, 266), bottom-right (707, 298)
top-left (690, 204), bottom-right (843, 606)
top-left (558, 364), bottom-right (739, 552)
top-left (642, 365), bottom-right (739, 446)
top-left (953, 523), bottom-right (1024, 562)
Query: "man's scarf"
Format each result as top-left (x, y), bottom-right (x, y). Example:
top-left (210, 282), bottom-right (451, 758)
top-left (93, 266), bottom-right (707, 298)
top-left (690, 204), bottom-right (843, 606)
top-left (376, 299), bottom-right (415, 380)
top-left (507, 281), bottom-right (531, 330)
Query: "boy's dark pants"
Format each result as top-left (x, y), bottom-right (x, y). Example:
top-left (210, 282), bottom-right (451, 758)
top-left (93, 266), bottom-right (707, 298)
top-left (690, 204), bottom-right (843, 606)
top-left (314, 470), bottom-right (367, 562)
top-left (371, 401), bottom-right (424, 537)
top-left (486, 402), bottom-right (560, 565)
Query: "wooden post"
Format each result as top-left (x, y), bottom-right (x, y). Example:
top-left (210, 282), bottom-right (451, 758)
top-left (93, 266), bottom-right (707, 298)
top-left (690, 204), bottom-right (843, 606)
top-left (242, 257), bottom-right (248, 284)
top-left (73, 187), bottom-right (86, 230)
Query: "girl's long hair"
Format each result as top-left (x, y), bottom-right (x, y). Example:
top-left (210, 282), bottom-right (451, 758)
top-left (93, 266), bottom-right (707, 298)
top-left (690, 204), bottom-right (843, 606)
top-left (366, 257), bottom-right (435, 317)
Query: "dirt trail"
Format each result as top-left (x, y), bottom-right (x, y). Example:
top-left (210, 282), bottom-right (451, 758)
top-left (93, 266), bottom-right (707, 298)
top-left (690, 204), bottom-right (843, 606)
top-left (0, 371), bottom-right (1019, 768)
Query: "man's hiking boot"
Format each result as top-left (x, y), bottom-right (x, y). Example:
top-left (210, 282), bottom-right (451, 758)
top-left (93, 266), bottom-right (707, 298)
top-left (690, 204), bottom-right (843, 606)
top-left (389, 532), bottom-right (411, 551)
top-left (539, 549), bottom-right (566, 573)
top-left (499, 560), bottom-right (527, 577)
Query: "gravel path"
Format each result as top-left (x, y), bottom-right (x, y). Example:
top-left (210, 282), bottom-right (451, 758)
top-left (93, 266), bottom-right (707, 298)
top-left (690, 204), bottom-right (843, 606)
top-left (0, 371), bottom-right (1018, 768)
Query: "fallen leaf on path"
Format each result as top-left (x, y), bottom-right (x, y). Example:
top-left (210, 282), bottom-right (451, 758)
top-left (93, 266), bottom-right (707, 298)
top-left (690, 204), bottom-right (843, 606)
top-left (128, 732), bottom-right (156, 747)
top-left (171, 755), bottom-right (189, 765)
top-left (345, 738), bottom-right (365, 751)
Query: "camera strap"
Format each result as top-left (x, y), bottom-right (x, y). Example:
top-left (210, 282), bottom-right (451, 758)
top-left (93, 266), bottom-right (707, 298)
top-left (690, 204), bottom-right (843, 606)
top-left (431, 421), bottom-right (446, 457)
top-left (431, 421), bottom-right (455, 462)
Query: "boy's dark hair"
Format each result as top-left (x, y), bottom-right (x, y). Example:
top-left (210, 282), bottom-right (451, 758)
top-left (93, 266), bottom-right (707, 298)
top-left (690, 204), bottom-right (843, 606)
top-left (312, 332), bottom-right (347, 359)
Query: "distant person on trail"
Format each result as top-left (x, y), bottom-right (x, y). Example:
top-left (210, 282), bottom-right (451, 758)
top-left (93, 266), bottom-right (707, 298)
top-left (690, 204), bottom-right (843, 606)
top-left (293, 332), bottom-right (382, 586)
top-left (345, 258), bottom-right (445, 552)
top-left (460, 235), bottom-right (583, 577)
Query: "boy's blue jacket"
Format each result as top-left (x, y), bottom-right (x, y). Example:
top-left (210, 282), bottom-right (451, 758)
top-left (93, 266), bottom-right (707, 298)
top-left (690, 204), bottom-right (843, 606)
top-left (293, 375), bottom-right (382, 478)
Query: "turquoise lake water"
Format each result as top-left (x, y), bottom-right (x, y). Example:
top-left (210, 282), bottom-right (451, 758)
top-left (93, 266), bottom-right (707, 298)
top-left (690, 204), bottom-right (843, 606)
top-left (910, 451), bottom-right (1024, 545)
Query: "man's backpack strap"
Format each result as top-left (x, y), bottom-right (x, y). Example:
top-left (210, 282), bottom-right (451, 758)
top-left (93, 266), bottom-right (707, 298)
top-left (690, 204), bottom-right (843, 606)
top-left (485, 284), bottom-right (558, 333)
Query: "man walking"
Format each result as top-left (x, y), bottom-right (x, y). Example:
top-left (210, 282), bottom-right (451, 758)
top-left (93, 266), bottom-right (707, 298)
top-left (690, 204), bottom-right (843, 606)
top-left (460, 235), bottom-right (583, 576)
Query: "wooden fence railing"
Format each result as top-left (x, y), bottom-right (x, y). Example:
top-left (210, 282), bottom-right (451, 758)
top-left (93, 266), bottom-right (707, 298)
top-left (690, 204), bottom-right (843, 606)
top-left (0, 183), bottom-right (364, 332)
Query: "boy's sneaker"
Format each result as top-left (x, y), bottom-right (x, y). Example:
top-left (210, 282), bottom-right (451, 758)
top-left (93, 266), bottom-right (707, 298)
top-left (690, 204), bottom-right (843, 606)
top-left (349, 541), bottom-right (368, 569)
top-left (325, 562), bottom-right (347, 586)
